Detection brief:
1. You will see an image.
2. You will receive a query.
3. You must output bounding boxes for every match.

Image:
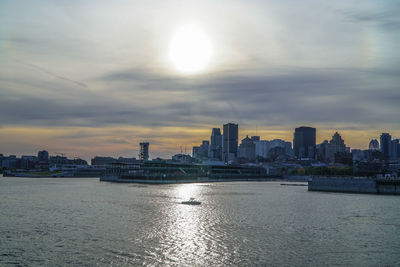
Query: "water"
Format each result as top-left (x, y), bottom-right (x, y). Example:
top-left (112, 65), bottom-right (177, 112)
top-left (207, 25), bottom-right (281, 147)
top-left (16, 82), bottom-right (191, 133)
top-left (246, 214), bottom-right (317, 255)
top-left (1, 177), bottom-right (400, 266)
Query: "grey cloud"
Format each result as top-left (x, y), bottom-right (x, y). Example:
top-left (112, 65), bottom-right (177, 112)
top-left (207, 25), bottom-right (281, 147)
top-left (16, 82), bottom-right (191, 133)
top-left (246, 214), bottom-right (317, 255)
top-left (4, 64), bottom-right (399, 129)
top-left (339, 4), bottom-right (400, 28)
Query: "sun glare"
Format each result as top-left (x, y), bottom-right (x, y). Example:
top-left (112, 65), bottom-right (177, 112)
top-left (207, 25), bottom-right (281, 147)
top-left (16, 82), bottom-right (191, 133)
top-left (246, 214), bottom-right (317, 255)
top-left (169, 24), bottom-right (212, 74)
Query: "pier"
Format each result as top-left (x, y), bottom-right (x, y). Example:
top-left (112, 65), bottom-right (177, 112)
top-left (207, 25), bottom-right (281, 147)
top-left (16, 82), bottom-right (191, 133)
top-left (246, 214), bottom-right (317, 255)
top-left (308, 177), bottom-right (400, 195)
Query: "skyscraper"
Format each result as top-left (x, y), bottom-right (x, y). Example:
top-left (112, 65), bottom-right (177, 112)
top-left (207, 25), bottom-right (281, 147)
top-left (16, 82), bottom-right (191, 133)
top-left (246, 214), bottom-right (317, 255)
top-left (325, 132), bottom-right (347, 163)
top-left (209, 128), bottom-right (222, 160)
top-left (293, 126), bottom-right (316, 159)
top-left (390, 139), bottom-right (399, 160)
top-left (369, 139), bottom-right (379, 150)
top-left (380, 133), bottom-right (391, 158)
top-left (139, 142), bottom-right (149, 161)
top-left (223, 123), bottom-right (238, 162)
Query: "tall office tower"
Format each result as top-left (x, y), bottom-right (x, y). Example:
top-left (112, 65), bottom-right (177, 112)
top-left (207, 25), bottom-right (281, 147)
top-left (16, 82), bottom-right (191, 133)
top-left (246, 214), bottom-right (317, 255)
top-left (293, 126), bottom-right (316, 159)
top-left (389, 139), bottom-right (399, 160)
top-left (200, 140), bottom-right (209, 158)
top-left (209, 128), bottom-right (223, 160)
top-left (139, 142), bottom-right (149, 161)
top-left (369, 139), bottom-right (379, 150)
top-left (37, 150), bottom-right (49, 163)
top-left (223, 123), bottom-right (238, 162)
top-left (380, 133), bottom-right (391, 158)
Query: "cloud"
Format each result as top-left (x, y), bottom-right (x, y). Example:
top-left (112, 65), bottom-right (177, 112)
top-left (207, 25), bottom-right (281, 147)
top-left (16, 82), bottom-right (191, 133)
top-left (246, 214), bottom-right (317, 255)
top-left (2, 63), bottom-right (399, 131)
top-left (339, 3), bottom-right (400, 29)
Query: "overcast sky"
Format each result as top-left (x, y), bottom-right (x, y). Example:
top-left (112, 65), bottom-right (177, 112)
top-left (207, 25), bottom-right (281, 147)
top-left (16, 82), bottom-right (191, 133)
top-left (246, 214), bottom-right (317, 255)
top-left (1, 0), bottom-right (399, 160)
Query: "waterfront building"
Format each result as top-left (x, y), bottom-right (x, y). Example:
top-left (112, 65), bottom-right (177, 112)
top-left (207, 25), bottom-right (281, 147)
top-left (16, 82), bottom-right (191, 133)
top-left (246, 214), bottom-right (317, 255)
top-left (91, 156), bottom-right (117, 166)
top-left (20, 155), bottom-right (37, 169)
top-left (139, 142), bottom-right (150, 161)
top-left (1, 156), bottom-right (17, 169)
top-left (209, 128), bottom-right (223, 160)
top-left (380, 133), bottom-right (391, 158)
top-left (172, 154), bottom-right (192, 163)
top-left (223, 123), bottom-right (238, 162)
top-left (38, 150), bottom-right (49, 163)
top-left (239, 135), bottom-right (256, 161)
top-left (369, 139), bottom-right (379, 150)
top-left (117, 157), bottom-right (138, 164)
top-left (49, 156), bottom-right (87, 165)
top-left (293, 126), bottom-right (316, 159)
top-left (49, 155), bottom-right (69, 164)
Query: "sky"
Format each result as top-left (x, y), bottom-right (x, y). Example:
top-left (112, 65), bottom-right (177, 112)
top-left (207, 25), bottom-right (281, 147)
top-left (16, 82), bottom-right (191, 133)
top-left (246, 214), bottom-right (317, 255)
top-left (0, 0), bottom-right (399, 160)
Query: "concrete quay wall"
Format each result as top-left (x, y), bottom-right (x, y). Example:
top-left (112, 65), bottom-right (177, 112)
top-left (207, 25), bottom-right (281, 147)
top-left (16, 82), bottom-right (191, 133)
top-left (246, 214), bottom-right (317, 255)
top-left (308, 178), bottom-right (377, 194)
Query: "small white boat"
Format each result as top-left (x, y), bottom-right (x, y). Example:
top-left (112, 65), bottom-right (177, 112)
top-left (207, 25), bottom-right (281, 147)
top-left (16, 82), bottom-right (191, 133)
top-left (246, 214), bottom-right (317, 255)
top-left (181, 198), bottom-right (201, 205)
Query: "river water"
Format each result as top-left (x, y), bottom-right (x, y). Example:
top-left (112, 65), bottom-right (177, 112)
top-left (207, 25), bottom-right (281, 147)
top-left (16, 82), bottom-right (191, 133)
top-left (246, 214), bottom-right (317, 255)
top-left (1, 177), bottom-right (400, 266)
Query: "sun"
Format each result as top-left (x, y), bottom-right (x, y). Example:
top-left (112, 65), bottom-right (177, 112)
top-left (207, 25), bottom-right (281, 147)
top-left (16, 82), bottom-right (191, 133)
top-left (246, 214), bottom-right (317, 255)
top-left (169, 24), bottom-right (212, 74)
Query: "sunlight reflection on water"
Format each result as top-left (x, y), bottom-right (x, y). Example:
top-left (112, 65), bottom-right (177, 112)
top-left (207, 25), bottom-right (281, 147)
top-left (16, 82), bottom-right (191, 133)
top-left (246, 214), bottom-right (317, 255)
top-left (1, 178), bottom-right (400, 266)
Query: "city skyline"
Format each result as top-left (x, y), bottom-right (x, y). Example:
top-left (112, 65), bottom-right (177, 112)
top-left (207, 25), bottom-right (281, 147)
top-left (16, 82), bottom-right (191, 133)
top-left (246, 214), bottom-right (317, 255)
top-left (1, 123), bottom-right (399, 162)
top-left (1, 1), bottom-right (399, 160)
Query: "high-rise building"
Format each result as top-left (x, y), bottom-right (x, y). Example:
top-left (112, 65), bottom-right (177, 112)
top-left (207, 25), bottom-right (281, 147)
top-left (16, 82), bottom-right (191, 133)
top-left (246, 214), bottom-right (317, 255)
top-left (192, 146), bottom-right (200, 158)
top-left (316, 140), bottom-right (329, 162)
top-left (390, 139), bottom-right (399, 160)
top-left (255, 140), bottom-right (271, 159)
top-left (139, 142), bottom-right (149, 161)
top-left (223, 123), bottom-right (238, 162)
top-left (37, 150), bottom-right (49, 163)
top-left (193, 141), bottom-right (209, 160)
top-left (209, 128), bottom-right (223, 160)
top-left (293, 126), bottom-right (316, 159)
top-left (325, 132), bottom-right (347, 163)
top-left (200, 140), bottom-right (209, 158)
top-left (270, 139), bottom-right (293, 156)
top-left (239, 135), bottom-right (256, 161)
top-left (380, 133), bottom-right (391, 158)
top-left (369, 139), bottom-right (379, 150)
